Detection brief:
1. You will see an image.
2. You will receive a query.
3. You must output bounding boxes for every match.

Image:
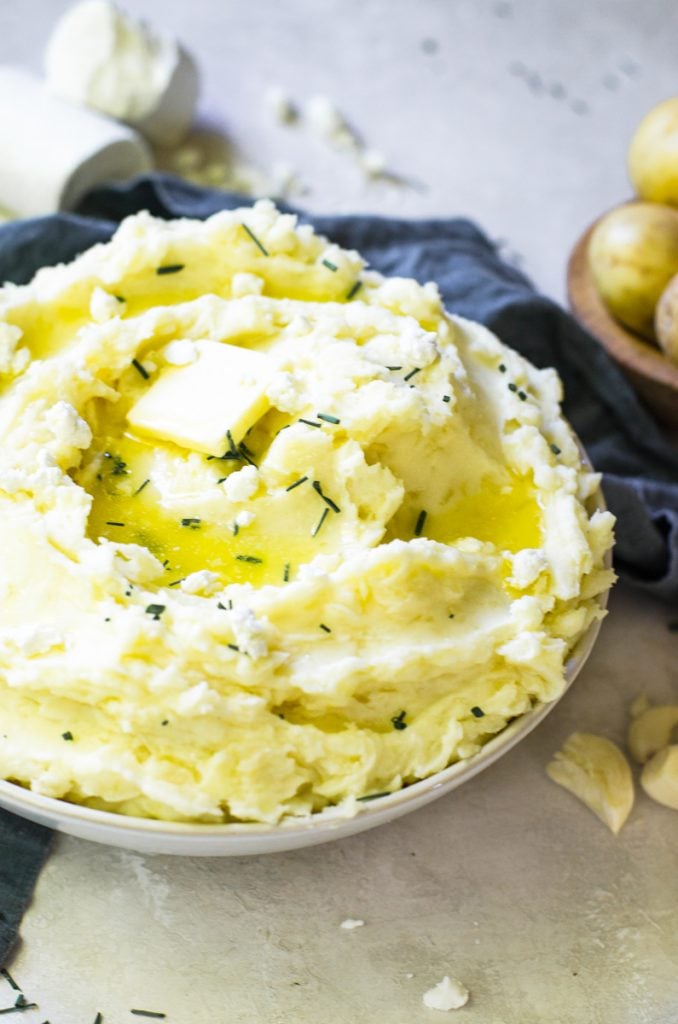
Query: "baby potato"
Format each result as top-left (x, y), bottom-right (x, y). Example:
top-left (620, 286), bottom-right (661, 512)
top-left (655, 272), bottom-right (678, 363)
top-left (588, 201), bottom-right (678, 339)
top-left (628, 96), bottom-right (678, 206)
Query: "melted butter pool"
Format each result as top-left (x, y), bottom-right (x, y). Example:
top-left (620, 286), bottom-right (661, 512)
top-left (389, 473), bottom-right (542, 554)
top-left (428, 474), bottom-right (542, 553)
top-left (78, 435), bottom-right (335, 588)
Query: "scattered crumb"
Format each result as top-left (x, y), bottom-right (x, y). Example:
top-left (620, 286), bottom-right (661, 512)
top-left (264, 85), bottom-right (299, 125)
top-left (405, 972), bottom-right (414, 980)
top-left (422, 976), bottom-right (470, 1012)
top-left (305, 94), bottom-right (359, 150)
top-left (340, 918), bottom-right (365, 930)
top-left (360, 148), bottom-right (387, 177)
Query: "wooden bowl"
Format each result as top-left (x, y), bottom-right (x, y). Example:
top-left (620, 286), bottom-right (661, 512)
top-left (567, 221), bottom-right (678, 429)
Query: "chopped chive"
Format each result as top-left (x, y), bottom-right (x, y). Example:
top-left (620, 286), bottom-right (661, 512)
top-left (93, 1014), bottom-right (103, 1024)
top-left (168, 578), bottom-right (185, 588)
top-left (386, 365), bottom-right (403, 371)
top-left (104, 451), bottom-right (128, 476)
top-left (115, 295), bottom-right (125, 303)
top-left (317, 412), bottom-right (340, 424)
top-left (283, 562), bottom-right (290, 582)
top-left (319, 623), bottom-right (332, 633)
top-left (131, 358), bottom-right (149, 380)
top-left (130, 1013), bottom-right (166, 1020)
top-left (391, 710), bottom-right (408, 731)
top-left (346, 280), bottom-right (362, 300)
top-left (470, 706), bottom-right (485, 718)
top-left (322, 259), bottom-right (338, 271)
top-left (403, 367), bottom-right (421, 382)
top-left (227, 643), bottom-right (240, 652)
top-left (134, 478), bottom-right (150, 496)
top-left (518, 390), bottom-right (528, 401)
top-left (312, 480), bottom-right (341, 513)
top-left (225, 430), bottom-right (240, 459)
top-left (1, 970), bottom-right (20, 992)
top-left (238, 444), bottom-right (257, 467)
top-left (155, 263), bottom-right (185, 275)
top-left (161, 720), bottom-right (169, 726)
top-left (180, 518), bottom-right (201, 528)
top-left (448, 613), bottom-right (455, 619)
top-left (286, 475), bottom-right (308, 492)
top-left (299, 418), bottom-right (322, 428)
top-left (499, 363), bottom-right (507, 373)
top-left (217, 601), bottom-right (227, 610)
top-left (217, 477), bottom-right (228, 484)
top-left (311, 507), bottom-right (329, 537)
top-left (442, 395), bottom-right (451, 403)
top-left (235, 554), bottom-right (263, 564)
top-left (241, 223), bottom-right (269, 256)
top-left (414, 510), bottom-right (427, 537)
top-left (105, 521), bottom-right (125, 527)
top-left (550, 443), bottom-right (561, 455)
top-left (145, 604), bottom-right (166, 620)
top-left (508, 382), bottom-right (518, 393)
top-left (62, 731), bottom-right (73, 741)
top-left (162, 560), bottom-right (170, 568)
top-left (357, 791), bottom-right (391, 802)
top-left (0, 1003), bottom-right (38, 1014)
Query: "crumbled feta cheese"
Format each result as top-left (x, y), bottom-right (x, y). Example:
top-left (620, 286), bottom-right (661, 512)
top-left (163, 339), bottom-right (198, 365)
top-left (222, 465), bottom-right (259, 502)
top-left (0, 322), bottom-right (23, 373)
top-left (422, 976), bottom-right (470, 1012)
top-left (180, 570), bottom-right (221, 595)
top-left (234, 510), bottom-right (255, 528)
top-left (89, 286), bottom-right (122, 323)
top-left (45, 401), bottom-right (92, 449)
top-left (229, 606), bottom-right (268, 659)
top-left (231, 273), bottom-right (265, 298)
top-left (340, 918), bottom-right (365, 930)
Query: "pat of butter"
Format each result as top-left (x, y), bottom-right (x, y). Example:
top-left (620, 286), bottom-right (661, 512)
top-left (127, 340), bottom-right (271, 456)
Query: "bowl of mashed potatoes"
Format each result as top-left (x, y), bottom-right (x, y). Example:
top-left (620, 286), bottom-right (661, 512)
top-left (0, 201), bottom-right (614, 855)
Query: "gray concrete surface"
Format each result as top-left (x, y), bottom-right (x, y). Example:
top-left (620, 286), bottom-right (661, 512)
top-left (1, 2), bottom-right (677, 1022)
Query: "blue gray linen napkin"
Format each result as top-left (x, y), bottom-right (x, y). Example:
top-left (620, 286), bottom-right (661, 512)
top-left (1, 173), bottom-right (678, 963)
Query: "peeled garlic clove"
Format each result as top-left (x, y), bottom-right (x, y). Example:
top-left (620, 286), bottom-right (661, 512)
top-left (628, 705), bottom-right (678, 764)
top-left (641, 745), bottom-right (678, 810)
top-left (546, 732), bottom-right (634, 835)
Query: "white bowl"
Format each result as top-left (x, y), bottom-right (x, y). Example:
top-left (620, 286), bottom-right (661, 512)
top-left (0, 592), bottom-right (607, 856)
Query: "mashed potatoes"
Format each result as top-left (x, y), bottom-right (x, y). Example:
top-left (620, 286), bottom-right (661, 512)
top-left (0, 200), bottom-right (614, 823)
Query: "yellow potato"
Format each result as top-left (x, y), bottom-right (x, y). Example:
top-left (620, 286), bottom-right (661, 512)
top-left (588, 201), bottom-right (678, 339)
top-left (654, 272), bottom-right (678, 363)
top-left (628, 96), bottom-right (678, 206)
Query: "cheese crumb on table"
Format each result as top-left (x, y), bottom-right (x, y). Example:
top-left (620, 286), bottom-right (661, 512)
top-left (339, 918), bottom-right (365, 930)
top-left (422, 976), bottom-right (470, 1011)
